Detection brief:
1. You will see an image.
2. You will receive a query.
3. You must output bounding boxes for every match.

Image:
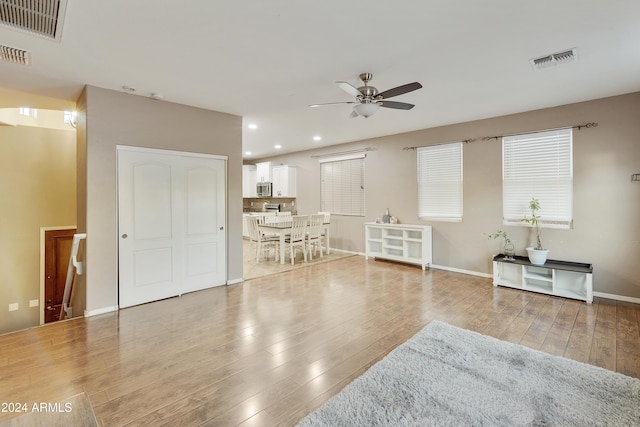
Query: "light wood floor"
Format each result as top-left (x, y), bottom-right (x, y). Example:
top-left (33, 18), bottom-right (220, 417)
top-left (1, 256), bottom-right (639, 426)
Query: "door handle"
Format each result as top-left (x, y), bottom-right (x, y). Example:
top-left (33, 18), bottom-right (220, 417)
top-left (122, 233), bottom-right (128, 239)
top-left (220, 226), bottom-right (224, 230)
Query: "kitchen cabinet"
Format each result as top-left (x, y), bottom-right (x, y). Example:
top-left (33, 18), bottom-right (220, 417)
top-left (256, 162), bottom-right (272, 183)
top-left (272, 165), bottom-right (296, 197)
top-left (242, 165), bottom-right (257, 197)
top-left (365, 223), bottom-right (432, 270)
top-left (493, 254), bottom-right (593, 303)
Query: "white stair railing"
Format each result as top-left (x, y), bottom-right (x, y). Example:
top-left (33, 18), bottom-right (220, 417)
top-left (61, 233), bottom-right (86, 320)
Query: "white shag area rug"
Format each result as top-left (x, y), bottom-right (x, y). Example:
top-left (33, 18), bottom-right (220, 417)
top-left (298, 320), bottom-right (640, 426)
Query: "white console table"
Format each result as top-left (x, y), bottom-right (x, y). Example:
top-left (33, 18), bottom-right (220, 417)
top-left (493, 254), bottom-right (593, 303)
top-left (365, 223), bottom-right (432, 270)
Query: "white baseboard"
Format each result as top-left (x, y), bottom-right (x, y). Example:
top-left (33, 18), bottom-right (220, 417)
top-left (429, 264), bottom-right (493, 279)
top-left (593, 292), bottom-right (640, 304)
top-left (84, 306), bottom-right (118, 317)
top-left (227, 278), bottom-right (244, 285)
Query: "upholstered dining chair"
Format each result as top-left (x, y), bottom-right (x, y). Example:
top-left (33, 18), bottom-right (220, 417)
top-left (283, 215), bottom-right (308, 265)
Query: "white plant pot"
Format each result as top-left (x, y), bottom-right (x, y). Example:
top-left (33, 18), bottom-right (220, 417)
top-left (526, 247), bottom-right (549, 266)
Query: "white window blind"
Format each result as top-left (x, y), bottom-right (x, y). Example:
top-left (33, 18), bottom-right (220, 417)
top-left (417, 142), bottom-right (463, 222)
top-left (502, 128), bottom-right (573, 228)
top-left (320, 155), bottom-right (365, 216)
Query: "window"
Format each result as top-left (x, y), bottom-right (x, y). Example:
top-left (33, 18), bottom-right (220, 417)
top-left (63, 110), bottom-right (77, 127)
top-left (19, 107), bottom-right (37, 118)
top-left (320, 154), bottom-right (365, 216)
top-left (417, 142), bottom-right (463, 221)
top-left (502, 128), bottom-right (573, 228)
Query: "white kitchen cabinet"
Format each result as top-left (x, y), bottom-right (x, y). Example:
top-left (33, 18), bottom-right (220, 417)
top-left (256, 162), bottom-right (272, 183)
top-left (242, 165), bottom-right (257, 197)
top-left (365, 223), bottom-right (432, 270)
top-left (492, 254), bottom-right (593, 303)
top-left (272, 165), bottom-right (296, 197)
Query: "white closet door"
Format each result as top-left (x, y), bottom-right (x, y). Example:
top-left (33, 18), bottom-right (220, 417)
top-left (180, 155), bottom-right (226, 294)
top-left (118, 148), bottom-right (226, 308)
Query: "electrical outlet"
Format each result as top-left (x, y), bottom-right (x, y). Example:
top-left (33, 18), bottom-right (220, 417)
top-left (29, 299), bottom-right (39, 308)
top-left (9, 303), bottom-right (18, 312)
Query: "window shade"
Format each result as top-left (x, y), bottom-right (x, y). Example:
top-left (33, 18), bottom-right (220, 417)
top-left (502, 128), bottom-right (573, 228)
top-left (417, 142), bottom-right (463, 221)
top-left (320, 156), bottom-right (365, 216)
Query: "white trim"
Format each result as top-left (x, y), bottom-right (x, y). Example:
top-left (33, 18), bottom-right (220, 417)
top-left (227, 278), bottom-right (243, 285)
top-left (39, 225), bottom-right (76, 326)
top-left (593, 292), bottom-right (640, 304)
top-left (318, 153), bottom-right (366, 163)
top-left (84, 306), bottom-right (118, 317)
top-left (116, 144), bottom-right (228, 161)
top-left (430, 264), bottom-right (493, 279)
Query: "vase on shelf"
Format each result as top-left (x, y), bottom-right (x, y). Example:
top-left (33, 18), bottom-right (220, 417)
top-left (503, 241), bottom-right (515, 261)
top-left (382, 208), bottom-right (390, 224)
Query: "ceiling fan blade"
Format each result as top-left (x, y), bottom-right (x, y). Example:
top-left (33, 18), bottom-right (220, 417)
top-left (377, 82), bottom-right (422, 99)
top-left (336, 81), bottom-right (362, 98)
top-left (379, 100), bottom-right (415, 110)
top-left (309, 101), bottom-right (355, 108)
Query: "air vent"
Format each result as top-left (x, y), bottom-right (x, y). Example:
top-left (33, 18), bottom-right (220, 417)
top-left (0, 44), bottom-right (31, 65)
top-left (530, 48), bottom-right (578, 70)
top-left (0, 0), bottom-right (68, 41)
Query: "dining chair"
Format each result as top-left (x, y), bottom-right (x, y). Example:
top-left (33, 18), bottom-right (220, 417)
top-left (246, 216), bottom-right (278, 263)
top-left (318, 211), bottom-right (331, 253)
top-left (283, 215), bottom-right (308, 265)
top-left (307, 214), bottom-right (324, 260)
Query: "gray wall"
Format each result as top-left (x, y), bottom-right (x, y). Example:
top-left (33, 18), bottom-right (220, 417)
top-left (256, 92), bottom-right (640, 299)
top-left (78, 86), bottom-right (243, 315)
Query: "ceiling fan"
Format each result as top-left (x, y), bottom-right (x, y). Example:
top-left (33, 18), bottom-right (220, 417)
top-left (310, 73), bottom-right (422, 118)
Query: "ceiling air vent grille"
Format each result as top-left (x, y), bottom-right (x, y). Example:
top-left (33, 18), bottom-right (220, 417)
top-left (0, 0), bottom-right (68, 41)
top-left (530, 48), bottom-right (578, 70)
top-left (0, 43), bottom-right (31, 65)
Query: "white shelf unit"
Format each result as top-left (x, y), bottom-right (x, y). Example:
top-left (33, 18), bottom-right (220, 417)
top-left (493, 255), bottom-right (593, 303)
top-left (365, 223), bottom-right (432, 270)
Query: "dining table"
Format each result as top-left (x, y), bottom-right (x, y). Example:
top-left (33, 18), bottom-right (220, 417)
top-left (257, 218), bottom-right (330, 264)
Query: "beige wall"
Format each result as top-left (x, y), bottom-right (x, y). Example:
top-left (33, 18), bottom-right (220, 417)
top-left (78, 86), bottom-right (243, 315)
top-left (0, 125), bottom-right (76, 334)
top-left (256, 92), bottom-right (640, 299)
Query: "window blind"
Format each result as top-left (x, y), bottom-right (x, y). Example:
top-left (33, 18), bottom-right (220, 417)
top-left (320, 155), bottom-right (365, 216)
top-left (417, 142), bottom-right (463, 221)
top-left (502, 128), bottom-right (573, 228)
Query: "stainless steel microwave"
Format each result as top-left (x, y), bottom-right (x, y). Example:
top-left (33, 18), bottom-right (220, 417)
top-left (257, 182), bottom-right (272, 197)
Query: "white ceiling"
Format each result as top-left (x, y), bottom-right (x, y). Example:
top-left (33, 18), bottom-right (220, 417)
top-left (1, 1), bottom-right (639, 159)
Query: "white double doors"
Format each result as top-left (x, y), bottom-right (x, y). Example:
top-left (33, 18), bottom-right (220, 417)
top-left (118, 147), bottom-right (226, 308)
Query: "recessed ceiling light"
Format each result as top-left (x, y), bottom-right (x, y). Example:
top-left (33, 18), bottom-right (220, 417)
top-left (274, 144), bottom-right (282, 149)
top-left (245, 151), bottom-right (252, 156)
top-left (313, 135), bottom-right (322, 141)
top-left (247, 123), bottom-right (258, 130)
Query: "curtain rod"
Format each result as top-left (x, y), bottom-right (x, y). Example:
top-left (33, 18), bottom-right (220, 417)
top-left (402, 122), bottom-right (598, 150)
top-left (481, 122), bottom-right (598, 141)
top-left (311, 147), bottom-right (374, 158)
top-left (403, 139), bottom-right (475, 151)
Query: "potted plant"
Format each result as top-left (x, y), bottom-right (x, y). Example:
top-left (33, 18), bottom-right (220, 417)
top-left (522, 198), bottom-right (549, 265)
top-left (487, 229), bottom-right (515, 260)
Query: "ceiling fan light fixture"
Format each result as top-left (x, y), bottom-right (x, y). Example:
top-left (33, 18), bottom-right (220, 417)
top-left (353, 103), bottom-right (380, 118)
